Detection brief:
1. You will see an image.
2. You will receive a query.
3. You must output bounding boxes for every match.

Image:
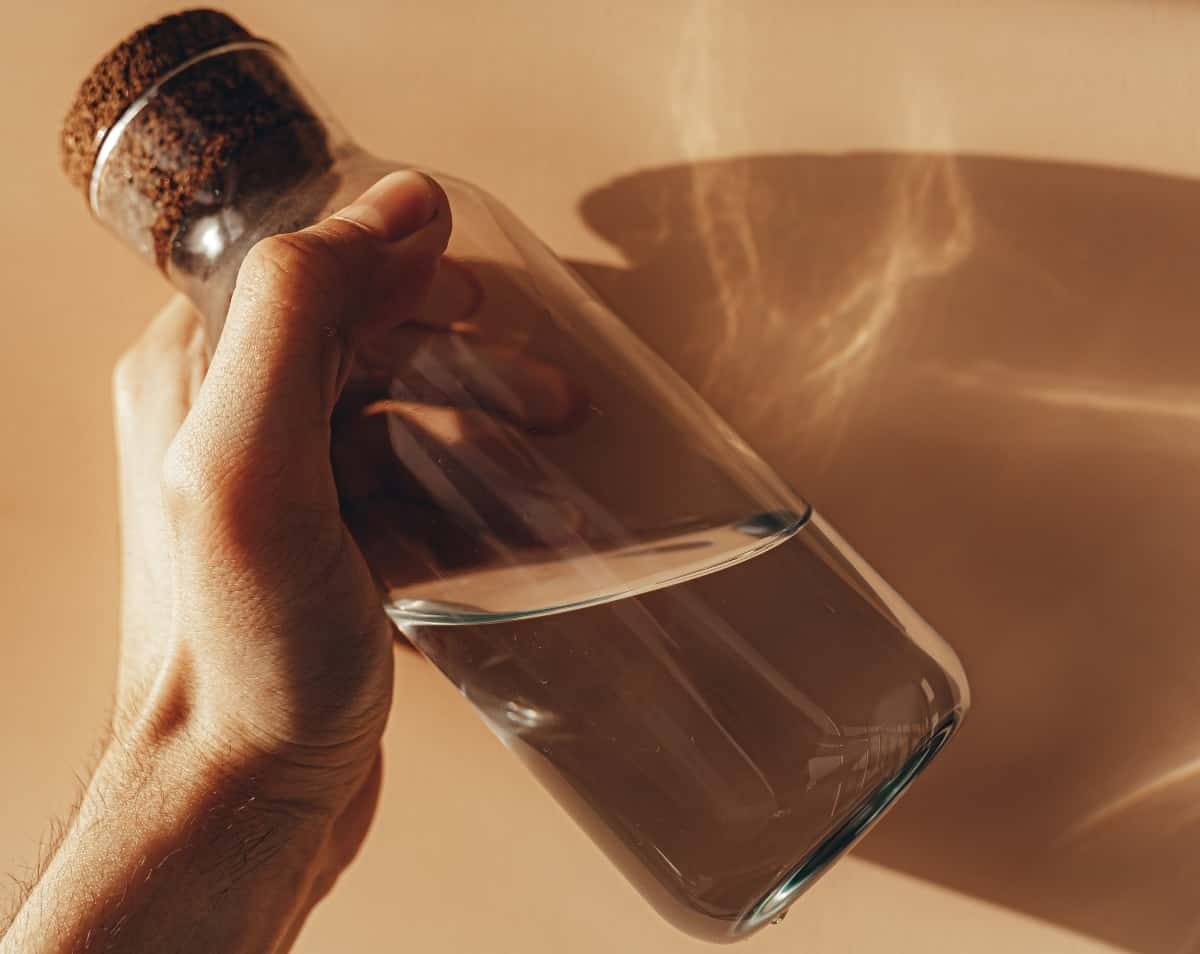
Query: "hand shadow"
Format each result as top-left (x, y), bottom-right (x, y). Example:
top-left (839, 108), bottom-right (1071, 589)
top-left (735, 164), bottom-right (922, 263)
top-left (571, 153), bottom-right (1200, 954)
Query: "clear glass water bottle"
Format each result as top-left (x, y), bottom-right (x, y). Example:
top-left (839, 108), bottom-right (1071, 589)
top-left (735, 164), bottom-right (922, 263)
top-left (62, 9), bottom-right (969, 941)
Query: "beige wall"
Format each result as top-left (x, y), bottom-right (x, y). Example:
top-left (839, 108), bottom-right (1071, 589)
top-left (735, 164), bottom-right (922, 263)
top-left (3, 2), bottom-right (1197, 951)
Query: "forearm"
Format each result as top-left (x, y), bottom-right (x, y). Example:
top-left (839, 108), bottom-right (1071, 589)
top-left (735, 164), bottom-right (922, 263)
top-left (1, 716), bottom-right (329, 954)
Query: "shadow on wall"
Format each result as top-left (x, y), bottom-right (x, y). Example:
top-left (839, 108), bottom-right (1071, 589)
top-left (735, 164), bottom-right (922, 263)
top-left (572, 153), bottom-right (1200, 954)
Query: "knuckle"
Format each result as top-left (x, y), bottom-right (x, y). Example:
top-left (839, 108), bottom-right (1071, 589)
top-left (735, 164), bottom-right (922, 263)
top-left (159, 440), bottom-right (197, 520)
top-left (159, 432), bottom-right (233, 523)
top-left (111, 348), bottom-right (139, 400)
top-left (239, 230), bottom-right (352, 306)
top-left (113, 302), bottom-right (205, 411)
top-left (240, 234), bottom-right (311, 295)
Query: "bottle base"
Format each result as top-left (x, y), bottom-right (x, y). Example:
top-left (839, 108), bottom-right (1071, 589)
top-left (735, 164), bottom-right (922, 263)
top-left (726, 712), bottom-right (963, 941)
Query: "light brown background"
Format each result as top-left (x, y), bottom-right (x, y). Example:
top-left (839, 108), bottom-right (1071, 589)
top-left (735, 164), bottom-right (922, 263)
top-left (2, 2), bottom-right (1197, 952)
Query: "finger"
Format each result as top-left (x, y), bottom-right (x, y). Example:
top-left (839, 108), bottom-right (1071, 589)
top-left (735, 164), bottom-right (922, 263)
top-left (333, 396), bottom-right (586, 550)
top-left (165, 171), bottom-right (451, 550)
top-left (223, 169), bottom-right (448, 423)
top-left (340, 497), bottom-right (466, 589)
top-left (409, 256), bottom-right (483, 330)
top-left (352, 326), bottom-right (588, 432)
top-left (112, 296), bottom-right (207, 693)
top-left (416, 257), bottom-right (548, 343)
top-left (115, 297), bottom-right (208, 502)
top-left (333, 397), bottom-right (549, 504)
top-left (367, 400), bottom-right (587, 548)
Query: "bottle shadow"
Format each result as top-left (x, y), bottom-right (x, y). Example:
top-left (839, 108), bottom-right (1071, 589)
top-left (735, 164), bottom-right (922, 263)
top-left (569, 152), bottom-right (1200, 954)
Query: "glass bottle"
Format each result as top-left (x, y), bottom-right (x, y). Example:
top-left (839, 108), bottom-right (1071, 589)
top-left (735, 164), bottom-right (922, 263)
top-left (63, 10), bottom-right (969, 942)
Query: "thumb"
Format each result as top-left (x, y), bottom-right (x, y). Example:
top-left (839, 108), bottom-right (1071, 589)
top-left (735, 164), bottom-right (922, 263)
top-left (164, 170), bottom-right (450, 549)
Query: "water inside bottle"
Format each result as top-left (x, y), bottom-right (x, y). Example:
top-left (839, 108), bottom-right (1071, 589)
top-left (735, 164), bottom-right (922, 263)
top-left (396, 514), bottom-right (963, 941)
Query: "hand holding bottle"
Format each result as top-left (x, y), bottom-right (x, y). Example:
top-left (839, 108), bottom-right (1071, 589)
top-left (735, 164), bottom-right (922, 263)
top-left (42, 9), bottom-right (968, 941)
top-left (0, 171), bottom-right (579, 954)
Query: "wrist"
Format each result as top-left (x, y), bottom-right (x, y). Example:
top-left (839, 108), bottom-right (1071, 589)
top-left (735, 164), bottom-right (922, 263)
top-left (111, 643), bottom-right (377, 824)
top-left (101, 668), bottom-right (337, 863)
top-left (2, 707), bottom-right (332, 954)
top-left (96, 719), bottom-right (333, 853)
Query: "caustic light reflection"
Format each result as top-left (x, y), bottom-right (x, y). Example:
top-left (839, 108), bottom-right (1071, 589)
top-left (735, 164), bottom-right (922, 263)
top-left (935, 364), bottom-right (1200, 426)
top-left (666, 12), bottom-right (976, 446)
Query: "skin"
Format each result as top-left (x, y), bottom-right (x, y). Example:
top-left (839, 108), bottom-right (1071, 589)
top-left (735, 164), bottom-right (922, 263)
top-left (0, 170), bottom-right (550, 953)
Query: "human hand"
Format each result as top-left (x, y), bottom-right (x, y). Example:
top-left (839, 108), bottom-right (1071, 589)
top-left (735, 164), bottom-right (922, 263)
top-left (107, 172), bottom-right (453, 946)
top-left (116, 170), bottom-right (455, 805)
top-left (1, 170), bottom-right (589, 954)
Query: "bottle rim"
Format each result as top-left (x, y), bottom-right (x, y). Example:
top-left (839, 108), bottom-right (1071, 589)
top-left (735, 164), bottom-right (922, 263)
top-left (88, 39), bottom-right (283, 215)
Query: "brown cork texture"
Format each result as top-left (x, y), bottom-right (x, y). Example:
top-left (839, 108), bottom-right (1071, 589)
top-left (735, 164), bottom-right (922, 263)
top-left (61, 9), bottom-right (251, 193)
top-left (61, 9), bottom-right (332, 267)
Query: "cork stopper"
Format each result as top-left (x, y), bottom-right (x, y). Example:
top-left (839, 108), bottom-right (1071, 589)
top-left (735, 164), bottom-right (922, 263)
top-left (61, 8), bottom-right (332, 267)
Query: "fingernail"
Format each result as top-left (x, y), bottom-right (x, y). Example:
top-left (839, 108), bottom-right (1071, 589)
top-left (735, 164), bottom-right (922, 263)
top-left (334, 170), bottom-right (439, 241)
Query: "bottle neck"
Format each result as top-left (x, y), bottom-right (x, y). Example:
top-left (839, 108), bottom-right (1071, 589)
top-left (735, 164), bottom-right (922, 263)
top-left (163, 149), bottom-right (355, 331)
top-left (89, 40), bottom-right (356, 331)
